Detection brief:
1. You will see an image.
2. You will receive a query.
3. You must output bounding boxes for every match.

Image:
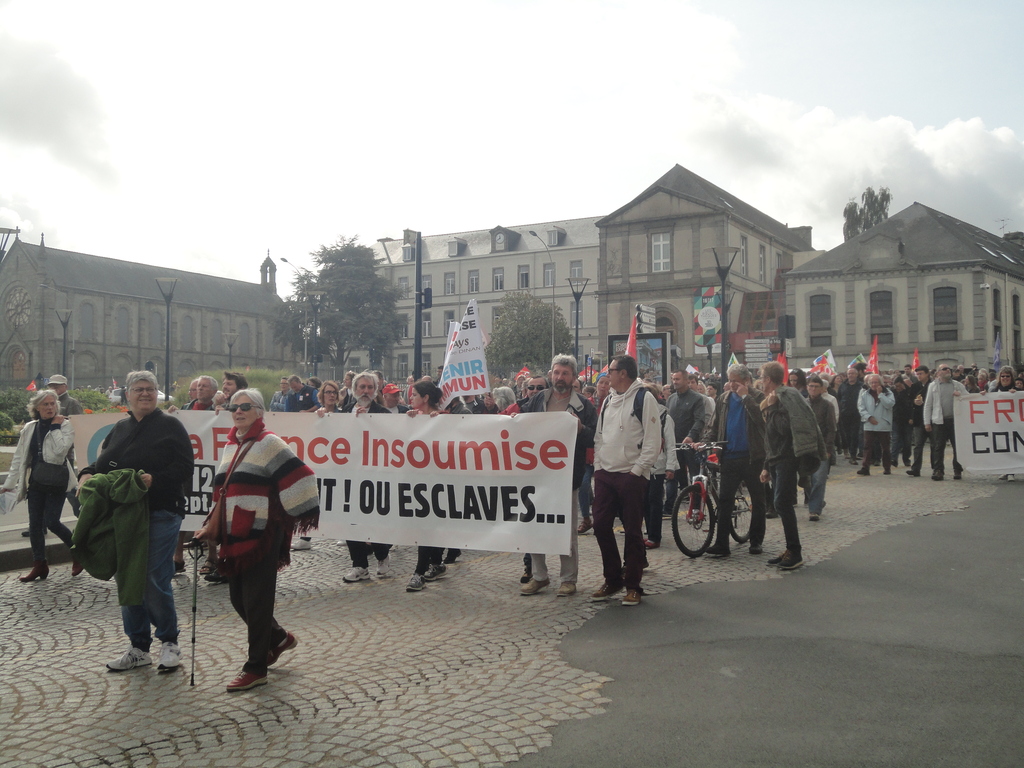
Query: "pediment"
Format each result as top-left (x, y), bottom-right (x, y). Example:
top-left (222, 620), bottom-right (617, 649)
top-left (600, 190), bottom-right (718, 227)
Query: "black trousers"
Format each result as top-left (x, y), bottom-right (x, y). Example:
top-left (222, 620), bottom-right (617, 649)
top-left (228, 528), bottom-right (288, 675)
top-left (930, 421), bottom-right (963, 476)
top-left (346, 540), bottom-right (392, 568)
top-left (714, 456), bottom-right (766, 548)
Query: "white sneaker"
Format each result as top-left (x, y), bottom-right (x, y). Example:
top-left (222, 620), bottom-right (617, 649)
top-left (343, 566), bottom-right (370, 583)
top-left (376, 556), bottom-right (393, 578)
top-left (406, 574), bottom-right (425, 592)
top-left (107, 646), bottom-right (152, 672)
top-left (291, 538), bottom-right (312, 551)
top-left (157, 641), bottom-right (182, 672)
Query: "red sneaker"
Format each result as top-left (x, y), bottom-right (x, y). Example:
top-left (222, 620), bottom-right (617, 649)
top-left (226, 671), bottom-right (268, 692)
top-left (267, 632), bottom-right (298, 667)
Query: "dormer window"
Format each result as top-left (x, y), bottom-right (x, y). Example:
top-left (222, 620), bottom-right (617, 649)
top-left (402, 244), bottom-right (415, 262)
top-left (546, 227), bottom-right (565, 247)
top-left (448, 238), bottom-right (466, 257)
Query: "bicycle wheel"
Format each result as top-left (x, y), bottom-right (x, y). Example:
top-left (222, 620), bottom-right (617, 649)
top-left (729, 482), bottom-right (752, 543)
top-left (671, 483), bottom-right (715, 557)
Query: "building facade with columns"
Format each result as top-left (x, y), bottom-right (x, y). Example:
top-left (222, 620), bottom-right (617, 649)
top-left (0, 236), bottom-right (291, 390)
top-left (785, 202), bottom-right (1024, 372)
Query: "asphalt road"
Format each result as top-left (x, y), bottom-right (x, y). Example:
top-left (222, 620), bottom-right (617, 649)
top-left (521, 483), bottom-right (1024, 768)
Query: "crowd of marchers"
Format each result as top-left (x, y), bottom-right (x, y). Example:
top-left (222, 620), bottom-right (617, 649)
top-left (4, 354), bottom-right (996, 692)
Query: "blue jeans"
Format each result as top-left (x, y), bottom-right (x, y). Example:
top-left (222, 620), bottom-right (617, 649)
top-left (807, 456), bottom-right (830, 515)
top-left (27, 485), bottom-right (73, 561)
top-left (770, 458), bottom-right (801, 555)
top-left (578, 464), bottom-right (594, 520)
top-left (121, 509), bottom-right (182, 651)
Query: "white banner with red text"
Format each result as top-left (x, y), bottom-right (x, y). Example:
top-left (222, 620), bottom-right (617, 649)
top-left (72, 411), bottom-right (575, 555)
top-left (954, 392), bottom-right (1024, 474)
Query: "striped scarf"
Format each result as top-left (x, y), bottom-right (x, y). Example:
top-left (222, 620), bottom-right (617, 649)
top-left (213, 419), bottom-right (320, 576)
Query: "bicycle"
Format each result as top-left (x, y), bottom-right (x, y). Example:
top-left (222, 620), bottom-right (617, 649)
top-left (671, 442), bottom-right (752, 557)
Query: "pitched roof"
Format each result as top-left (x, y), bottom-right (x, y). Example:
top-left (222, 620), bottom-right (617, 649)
top-left (598, 164), bottom-right (813, 252)
top-left (1, 239), bottom-right (280, 313)
top-left (787, 203), bottom-right (1024, 278)
top-left (372, 217), bottom-right (601, 264)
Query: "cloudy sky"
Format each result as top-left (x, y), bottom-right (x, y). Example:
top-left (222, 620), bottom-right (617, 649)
top-left (1, 0), bottom-right (1022, 284)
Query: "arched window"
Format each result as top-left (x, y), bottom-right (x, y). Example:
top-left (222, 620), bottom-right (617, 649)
top-left (149, 310), bottom-right (164, 348)
top-left (869, 291), bottom-right (893, 344)
top-left (181, 315), bottom-right (194, 350)
top-left (933, 287), bottom-right (958, 341)
top-left (211, 319), bottom-right (223, 354)
top-left (238, 322), bottom-right (251, 356)
top-left (116, 307), bottom-right (130, 345)
top-left (10, 349), bottom-right (27, 380)
top-left (79, 303), bottom-right (95, 341)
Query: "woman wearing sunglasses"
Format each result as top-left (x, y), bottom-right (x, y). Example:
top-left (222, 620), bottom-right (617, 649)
top-left (194, 389), bottom-right (320, 691)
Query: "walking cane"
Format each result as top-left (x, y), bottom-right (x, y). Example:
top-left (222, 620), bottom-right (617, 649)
top-left (185, 538), bottom-right (205, 687)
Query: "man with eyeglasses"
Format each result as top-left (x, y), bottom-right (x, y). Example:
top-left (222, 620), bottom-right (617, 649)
top-left (591, 355), bottom-right (661, 606)
top-left (923, 364), bottom-right (968, 481)
top-left (906, 365), bottom-right (932, 477)
top-left (662, 369), bottom-right (707, 520)
top-left (518, 355), bottom-right (597, 598)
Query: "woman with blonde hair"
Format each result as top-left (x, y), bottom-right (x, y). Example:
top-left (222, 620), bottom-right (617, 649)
top-left (1, 389), bottom-right (78, 582)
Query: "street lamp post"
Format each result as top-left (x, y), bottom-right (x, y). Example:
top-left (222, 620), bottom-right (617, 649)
top-left (528, 230), bottom-right (555, 360)
top-left (223, 331), bottom-right (239, 368)
top-left (39, 282), bottom-right (73, 375)
top-left (307, 292), bottom-right (325, 377)
top-left (56, 309), bottom-right (72, 375)
top-left (708, 247), bottom-right (740, 376)
top-left (155, 277), bottom-right (178, 401)
top-left (280, 258), bottom-right (326, 377)
top-left (566, 277), bottom-right (589, 364)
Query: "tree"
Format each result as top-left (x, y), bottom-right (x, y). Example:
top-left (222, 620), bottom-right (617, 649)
top-left (485, 292), bottom-right (573, 378)
top-left (843, 186), bottom-right (892, 240)
top-left (275, 237), bottom-right (403, 371)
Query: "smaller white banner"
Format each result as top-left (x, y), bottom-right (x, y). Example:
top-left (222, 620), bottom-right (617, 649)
top-left (954, 392), bottom-right (1024, 474)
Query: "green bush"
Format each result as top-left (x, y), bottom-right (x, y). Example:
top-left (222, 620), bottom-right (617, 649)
top-left (0, 410), bottom-right (14, 433)
top-left (0, 388), bottom-right (31, 425)
top-left (70, 388), bottom-right (122, 413)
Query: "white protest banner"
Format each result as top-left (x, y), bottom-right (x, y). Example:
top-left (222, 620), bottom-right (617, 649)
top-left (439, 299), bottom-right (490, 407)
top-left (72, 410), bottom-right (575, 554)
top-left (954, 391), bottom-right (1024, 474)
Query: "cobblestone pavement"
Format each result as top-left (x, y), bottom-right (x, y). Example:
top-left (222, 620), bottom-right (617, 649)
top-left (0, 461), bottom-right (996, 768)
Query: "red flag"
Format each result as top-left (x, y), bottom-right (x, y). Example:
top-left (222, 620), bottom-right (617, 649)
top-left (777, 351), bottom-right (789, 385)
top-left (867, 335), bottom-right (879, 374)
top-left (626, 315), bottom-right (638, 359)
top-left (516, 365), bottom-right (531, 378)
top-left (912, 348), bottom-right (920, 370)
top-left (25, 380), bottom-right (36, 391)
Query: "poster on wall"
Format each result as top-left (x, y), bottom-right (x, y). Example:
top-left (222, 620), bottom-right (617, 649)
top-left (608, 332), bottom-right (670, 384)
top-left (693, 286), bottom-right (722, 349)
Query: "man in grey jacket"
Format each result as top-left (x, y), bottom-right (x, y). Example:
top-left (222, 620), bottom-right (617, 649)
top-left (923, 364), bottom-right (968, 481)
top-left (663, 370), bottom-right (707, 517)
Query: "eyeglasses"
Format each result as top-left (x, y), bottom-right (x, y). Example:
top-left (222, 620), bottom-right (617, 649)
top-left (322, 389), bottom-right (339, 395)
top-left (130, 387), bottom-right (157, 394)
top-left (607, 367), bottom-right (620, 373)
top-left (526, 385), bottom-right (546, 391)
top-left (225, 403), bottom-right (258, 412)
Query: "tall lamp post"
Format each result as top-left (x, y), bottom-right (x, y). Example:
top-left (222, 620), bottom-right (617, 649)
top-left (55, 309), bottom-right (72, 375)
top-left (280, 258), bottom-right (325, 376)
top-left (223, 331), bottom-right (239, 368)
top-left (40, 282), bottom-right (72, 375)
top-left (155, 278), bottom-right (178, 401)
top-left (528, 230), bottom-right (555, 360)
top-left (708, 247), bottom-right (740, 376)
top-left (567, 277), bottom-right (589, 364)
top-left (307, 291), bottom-right (325, 378)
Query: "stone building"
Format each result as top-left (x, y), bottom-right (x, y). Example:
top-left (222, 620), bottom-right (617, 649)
top-left (373, 219), bottom-right (601, 380)
top-left (0, 235), bottom-right (291, 389)
top-left (785, 202), bottom-right (1024, 371)
top-left (596, 165), bottom-right (814, 370)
